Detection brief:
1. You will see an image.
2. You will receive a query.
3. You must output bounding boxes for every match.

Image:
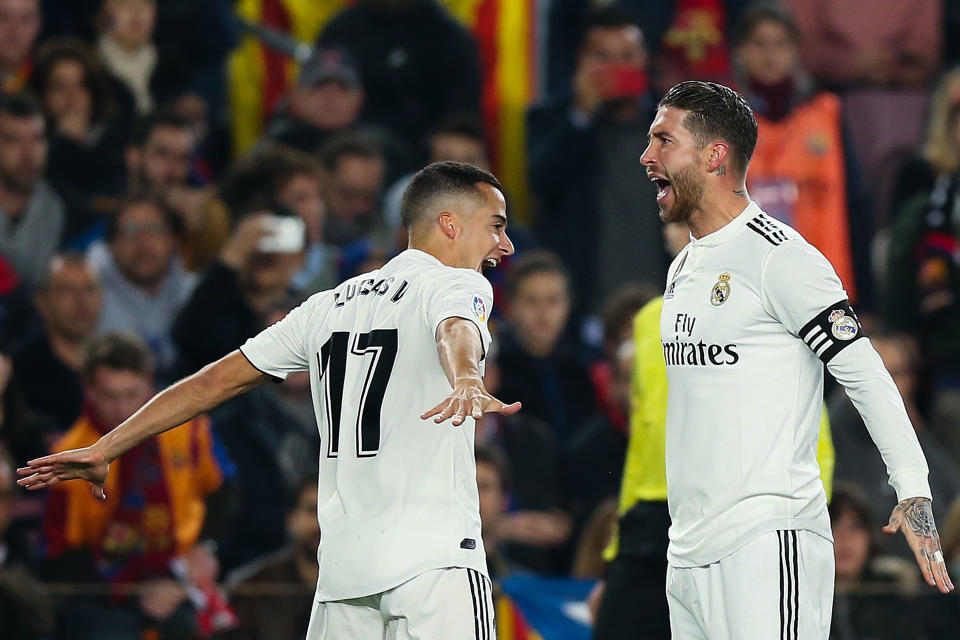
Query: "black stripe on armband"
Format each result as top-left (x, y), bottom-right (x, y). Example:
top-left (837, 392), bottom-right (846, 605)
top-left (797, 299), bottom-right (865, 364)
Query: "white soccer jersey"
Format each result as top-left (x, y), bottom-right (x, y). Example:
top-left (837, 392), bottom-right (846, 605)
top-left (661, 201), bottom-right (931, 568)
top-left (240, 249), bottom-right (494, 601)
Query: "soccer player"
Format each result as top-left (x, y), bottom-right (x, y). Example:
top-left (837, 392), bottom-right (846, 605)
top-left (17, 161), bottom-right (518, 639)
top-left (638, 81), bottom-right (953, 638)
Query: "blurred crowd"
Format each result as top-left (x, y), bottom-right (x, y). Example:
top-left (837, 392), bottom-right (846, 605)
top-left (2, 0), bottom-right (960, 638)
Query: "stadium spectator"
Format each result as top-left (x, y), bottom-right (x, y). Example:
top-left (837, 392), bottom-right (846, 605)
top-left (220, 145), bottom-right (338, 295)
top-left (732, 4), bottom-right (870, 305)
top-left (27, 38), bottom-right (127, 245)
top-left (43, 333), bottom-right (232, 640)
top-left (11, 253), bottom-right (101, 431)
top-left (0, 443), bottom-right (53, 638)
top-left (125, 110), bottom-right (230, 270)
top-left (830, 331), bottom-right (960, 557)
top-left (260, 46), bottom-right (364, 155)
top-left (90, 194), bottom-right (196, 376)
top-left (0, 0), bottom-right (40, 94)
top-left (475, 444), bottom-right (512, 579)
top-left (318, 132), bottom-right (389, 248)
top-left (785, 0), bottom-right (941, 90)
top-left (497, 250), bottom-right (595, 444)
top-left (0, 93), bottom-right (66, 289)
top-left (223, 474), bottom-right (318, 640)
top-left (317, 0), bottom-right (481, 147)
top-left (527, 6), bottom-right (666, 311)
top-left (171, 209), bottom-right (303, 375)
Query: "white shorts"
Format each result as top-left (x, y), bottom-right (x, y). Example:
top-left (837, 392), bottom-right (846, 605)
top-left (305, 567), bottom-right (495, 640)
top-left (666, 530), bottom-right (834, 639)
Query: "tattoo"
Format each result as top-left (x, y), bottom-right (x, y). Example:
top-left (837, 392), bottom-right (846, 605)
top-left (716, 165), bottom-right (727, 175)
top-left (733, 189), bottom-right (747, 197)
top-left (896, 497), bottom-right (938, 538)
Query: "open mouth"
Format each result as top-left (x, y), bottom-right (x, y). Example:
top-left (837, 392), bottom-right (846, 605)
top-left (651, 176), bottom-right (672, 202)
top-left (483, 258), bottom-right (499, 269)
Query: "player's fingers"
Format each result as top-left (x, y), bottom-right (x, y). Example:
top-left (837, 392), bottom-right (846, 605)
top-left (91, 483), bottom-right (106, 501)
top-left (882, 512), bottom-right (902, 535)
top-left (470, 397), bottom-right (484, 420)
top-left (926, 541), bottom-right (954, 593)
top-left (915, 547), bottom-right (936, 588)
top-left (434, 399), bottom-right (460, 424)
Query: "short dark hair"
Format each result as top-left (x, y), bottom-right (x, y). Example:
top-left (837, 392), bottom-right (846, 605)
top-left (475, 443), bottom-right (511, 494)
top-left (35, 251), bottom-right (93, 293)
top-left (28, 37), bottom-right (117, 124)
top-left (732, 3), bottom-right (800, 48)
top-left (583, 4), bottom-right (641, 39)
top-left (601, 282), bottom-right (659, 347)
top-left (317, 131), bottom-right (383, 173)
top-left (430, 113), bottom-right (486, 145)
top-left (828, 482), bottom-right (881, 559)
top-left (658, 81), bottom-right (758, 175)
top-left (220, 144), bottom-right (321, 217)
top-left (506, 249), bottom-right (570, 300)
top-left (0, 92), bottom-right (44, 120)
top-left (105, 192), bottom-right (182, 242)
top-left (81, 332), bottom-right (155, 383)
top-left (287, 473), bottom-right (319, 512)
top-left (400, 160), bottom-right (503, 231)
top-left (129, 109), bottom-right (192, 147)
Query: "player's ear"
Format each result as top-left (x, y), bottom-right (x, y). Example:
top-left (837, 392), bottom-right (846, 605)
top-left (705, 141), bottom-right (729, 174)
top-left (439, 211), bottom-right (457, 239)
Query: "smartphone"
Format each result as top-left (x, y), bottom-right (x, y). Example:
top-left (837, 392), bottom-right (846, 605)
top-left (603, 65), bottom-right (648, 98)
top-left (258, 215), bottom-right (306, 253)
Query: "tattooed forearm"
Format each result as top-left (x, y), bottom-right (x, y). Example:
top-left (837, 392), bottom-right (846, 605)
top-left (894, 497), bottom-right (938, 538)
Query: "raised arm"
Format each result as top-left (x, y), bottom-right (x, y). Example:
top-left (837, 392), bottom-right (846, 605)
top-left (17, 351), bottom-right (270, 498)
top-left (420, 317), bottom-right (520, 426)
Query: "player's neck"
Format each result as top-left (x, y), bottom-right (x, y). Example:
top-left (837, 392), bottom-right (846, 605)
top-left (686, 185), bottom-right (750, 239)
top-left (408, 237), bottom-right (459, 269)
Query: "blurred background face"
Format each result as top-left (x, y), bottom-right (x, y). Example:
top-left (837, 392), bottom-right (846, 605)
top-left (287, 482), bottom-right (320, 557)
top-left (36, 259), bottom-right (102, 341)
top-left (0, 458), bottom-right (14, 537)
top-left (103, 0), bottom-right (156, 49)
top-left (44, 58), bottom-right (92, 124)
top-left (477, 460), bottom-right (506, 540)
top-left (292, 80), bottom-right (363, 131)
top-left (873, 338), bottom-right (917, 401)
top-left (429, 133), bottom-right (489, 169)
top-left (579, 25), bottom-right (645, 70)
top-left (833, 507), bottom-right (871, 583)
top-left (130, 124), bottom-right (195, 192)
top-left (322, 154), bottom-right (384, 224)
top-left (242, 251), bottom-right (303, 305)
top-left (86, 366), bottom-right (153, 429)
top-left (110, 202), bottom-right (176, 289)
top-left (279, 172), bottom-right (325, 244)
top-left (0, 0), bottom-right (40, 70)
top-left (509, 271), bottom-right (570, 356)
top-left (0, 113), bottom-right (47, 193)
top-left (736, 19), bottom-right (798, 85)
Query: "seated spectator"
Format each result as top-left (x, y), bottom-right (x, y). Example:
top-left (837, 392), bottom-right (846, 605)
top-left (220, 145), bottom-right (338, 295)
top-left (475, 342), bottom-right (570, 575)
top-left (0, 93), bottom-right (66, 289)
top-left (125, 110), bottom-right (231, 270)
top-left (0, 443), bottom-right (53, 638)
top-left (317, 0), bottom-right (481, 147)
top-left (0, 0), bottom-right (40, 94)
top-left (732, 4), bottom-right (869, 304)
top-left (11, 253), bottom-right (101, 431)
top-left (829, 331), bottom-right (960, 556)
top-left (43, 333), bottom-right (233, 640)
top-left (570, 497), bottom-right (618, 579)
top-left (89, 194), bottom-right (196, 376)
top-left (223, 474), bottom-right (318, 640)
top-left (261, 46), bottom-right (364, 155)
top-left (27, 38), bottom-right (127, 245)
top-left (0, 250), bottom-right (33, 349)
top-left (785, 0), bottom-right (941, 90)
top-left (318, 132), bottom-right (389, 248)
top-left (496, 250), bottom-right (596, 443)
top-left (172, 209), bottom-right (303, 375)
top-left (831, 483), bottom-right (923, 639)
top-left (527, 6), bottom-right (666, 312)
top-left (475, 444), bottom-right (512, 579)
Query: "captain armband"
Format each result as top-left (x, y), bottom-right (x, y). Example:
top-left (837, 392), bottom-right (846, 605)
top-left (797, 299), bottom-right (865, 364)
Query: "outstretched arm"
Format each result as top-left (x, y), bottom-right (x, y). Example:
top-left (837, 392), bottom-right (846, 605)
top-left (421, 317), bottom-right (521, 426)
top-left (17, 351), bottom-right (269, 498)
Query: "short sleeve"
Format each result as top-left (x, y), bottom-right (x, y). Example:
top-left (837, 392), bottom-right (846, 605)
top-left (422, 269), bottom-right (494, 357)
top-left (762, 240), bottom-right (865, 364)
top-left (239, 294), bottom-right (325, 380)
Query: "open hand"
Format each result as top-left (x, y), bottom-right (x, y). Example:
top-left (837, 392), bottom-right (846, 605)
top-left (420, 378), bottom-right (521, 426)
top-left (883, 496), bottom-right (954, 593)
top-left (16, 445), bottom-right (110, 500)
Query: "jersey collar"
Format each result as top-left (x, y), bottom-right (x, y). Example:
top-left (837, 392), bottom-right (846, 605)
top-left (689, 201), bottom-right (761, 247)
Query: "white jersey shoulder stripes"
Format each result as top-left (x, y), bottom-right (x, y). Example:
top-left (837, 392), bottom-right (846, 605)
top-left (240, 249), bottom-right (494, 600)
top-left (661, 201), bottom-right (930, 568)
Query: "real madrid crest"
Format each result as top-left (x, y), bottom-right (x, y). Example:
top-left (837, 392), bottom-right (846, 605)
top-left (710, 272), bottom-right (731, 306)
top-left (829, 309), bottom-right (858, 340)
